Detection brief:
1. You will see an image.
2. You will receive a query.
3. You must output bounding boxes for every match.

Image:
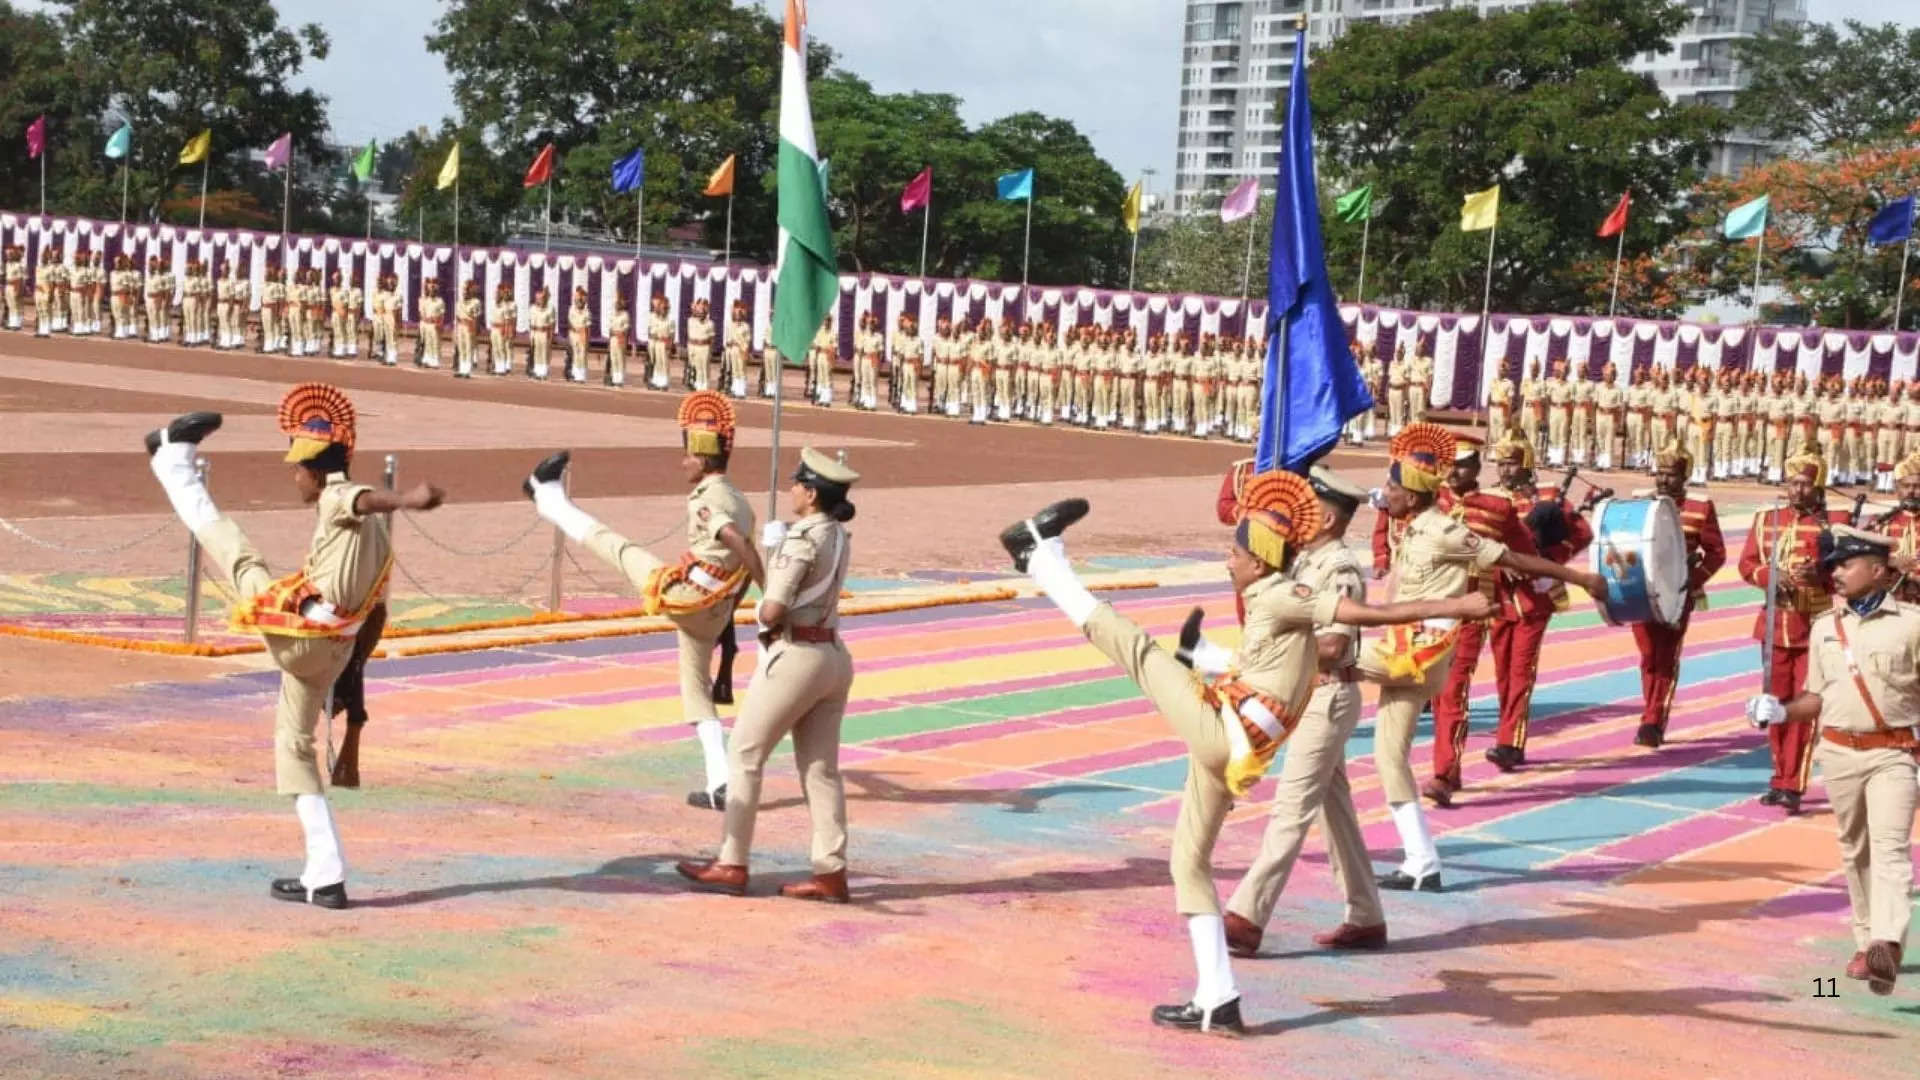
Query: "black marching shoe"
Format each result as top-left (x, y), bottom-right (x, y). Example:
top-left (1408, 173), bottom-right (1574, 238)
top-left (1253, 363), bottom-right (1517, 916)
top-left (1757, 787), bottom-right (1783, 806)
top-left (270, 877), bottom-right (349, 910)
top-left (1174, 607), bottom-right (1206, 669)
top-left (1777, 789), bottom-right (1802, 815)
top-left (1377, 869), bottom-right (1443, 893)
top-left (998, 498), bottom-right (1091, 572)
top-left (521, 450), bottom-right (571, 499)
top-left (1633, 724), bottom-right (1664, 748)
top-left (143, 411), bottom-right (223, 456)
top-left (686, 784), bottom-right (727, 811)
top-left (1150, 997), bottom-right (1244, 1035)
top-left (1483, 745), bottom-right (1525, 772)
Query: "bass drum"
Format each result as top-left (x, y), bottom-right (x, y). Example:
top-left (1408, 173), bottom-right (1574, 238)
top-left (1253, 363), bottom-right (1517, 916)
top-left (1589, 496), bottom-right (1688, 627)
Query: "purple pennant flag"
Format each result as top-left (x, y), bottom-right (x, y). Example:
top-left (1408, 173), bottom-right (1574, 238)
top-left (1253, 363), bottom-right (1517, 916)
top-left (1219, 177), bottom-right (1259, 224)
top-left (263, 132), bottom-right (292, 171)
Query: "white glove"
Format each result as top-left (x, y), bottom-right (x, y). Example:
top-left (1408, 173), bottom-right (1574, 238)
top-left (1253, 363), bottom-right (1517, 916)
top-left (760, 520), bottom-right (789, 549)
top-left (1533, 576), bottom-right (1557, 593)
top-left (1745, 694), bottom-right (1785, 730)
top-left (530, 480), bottom-right (598, 544)
top-left (1179, 637), bottom-right (1236, 678)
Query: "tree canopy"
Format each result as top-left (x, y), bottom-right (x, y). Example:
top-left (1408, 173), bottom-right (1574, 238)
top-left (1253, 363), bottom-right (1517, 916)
top-left (1734, 20), bottom-right (1920, 151)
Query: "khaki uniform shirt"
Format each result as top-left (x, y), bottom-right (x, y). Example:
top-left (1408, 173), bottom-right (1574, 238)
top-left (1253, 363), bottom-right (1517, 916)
top-left (307, 475), bottom-right (391, 614)
top-left (1290, 539), bottom-right (1366, 667)
top-left (610, 310), bottom-right (632, 338)
top-left (1238, 571), bottom-right (1340, 704)
top-left (765, 513), bottom-right (852, 631)
top-left (686, 474), bottom-right (755, 570)
top-left (527, 301), bottom-right (554, 331)
top-left (569, 303), bottom-right (591, 334)
top-left (1806, 599), bottom-right (1920, 732)
top-left (1390, 506), bottom-right (1508, 602)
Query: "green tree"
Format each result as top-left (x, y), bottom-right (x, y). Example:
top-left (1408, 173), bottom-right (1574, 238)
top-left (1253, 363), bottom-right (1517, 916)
top-left (1734, 20), bottom-right (1920, 150)
top-left (0, 3), bottom-right (107, 215)
top-left (54, 0), bottom-right (335, 228)
top-left (1137, 198), bottom-right (1272, 298)
top-left (939, 112), bottom-right (1130, 287)
top-left (1309, 0), bottom-right (1727, 315)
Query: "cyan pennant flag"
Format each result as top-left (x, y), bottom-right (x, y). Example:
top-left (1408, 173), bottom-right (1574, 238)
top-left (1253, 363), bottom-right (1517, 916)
top-left (1868, 195), bottom-right (1915, 247)
top-left (1257, 25), bottom-right (1372, 474)
top-left (611, 147), bottom-right (645, 195)
top-left (1722, 195), bottom-right (1769, 240)
top-left (996, 168), bottom-right (1033, 201)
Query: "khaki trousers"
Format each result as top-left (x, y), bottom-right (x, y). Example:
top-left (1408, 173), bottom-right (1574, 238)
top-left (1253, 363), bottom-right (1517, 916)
top-left (1596, 414), bottom-right (1617, 463)
top-left (648, 340), bottom-right (671, 385)
top-left (583, 525), bottom-right (733, 725)
top-left (196, 516), bottom-right (354, 796)
top-left (1409, 384), bottom-right (1429, 422)
top-left (1388, 386), bottom-right (1407, 430)
top-left (489, 329), bottom-right (510, 372)
top-left (719, 637), bottom-right (854, 873)
top-left (1171, 381), bottom-right (1191, 428)
top-left (689, 344), bottom-right (712, 389)
top-left (1355, 643), bottom-right (1454, 804)
top-left (1082, 604), bottom-right (1231, 915)
top-left (569, 332), bottom-right (589, 378)
top-left (1714, 422), bottom-right (1737, 469)
top-left (607, 338), bottom-right (626, 383)
top-left (531, 332), bottom-right (552, 375)
top-left (895, 361), bottom-right (917, 407)
top-left (1092, 374), bottom-right (1112, 420)
top-left (420, 323), bottom-right (441, 365)
top-left (1143, 380), bottom-right (1162, 426)
top-left (1818, 741), bottom-right (1917, 949)
top-left (722, 344), bottom-right (746, 390)
top-left (967, 367), bottom-right (988, 410)
top-left (1225, 682), bottom-right (1383, 930)
top-left (994, 368), bottom-right (1013, 412)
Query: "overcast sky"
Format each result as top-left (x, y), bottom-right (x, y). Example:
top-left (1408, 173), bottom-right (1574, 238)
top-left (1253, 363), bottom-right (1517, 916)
top-left (183, 1), bottom-right (1920, 204)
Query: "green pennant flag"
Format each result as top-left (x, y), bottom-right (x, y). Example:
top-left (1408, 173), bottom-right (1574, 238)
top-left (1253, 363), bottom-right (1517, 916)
top-left (1335, 185), bottom-right (1372, 224)
top-left (351, 140), bottom-right (376, 183)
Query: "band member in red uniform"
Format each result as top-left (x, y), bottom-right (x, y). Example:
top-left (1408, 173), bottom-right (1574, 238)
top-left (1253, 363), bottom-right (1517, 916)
top-left (1485, 435), bottom-right (1593, 771)
top-left (1871, 452), bottom-right (1920, 603)
top-left (1629, 440), bottom-right (1726, 748)
top-left (1423, 433), bottom-right (1538, 807)
top-left (1738, 443), bottom-right (1849, 814)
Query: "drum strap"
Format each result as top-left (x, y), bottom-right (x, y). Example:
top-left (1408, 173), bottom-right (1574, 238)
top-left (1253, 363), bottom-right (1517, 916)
top-left (1830, 616), bottom-right (1892, 733)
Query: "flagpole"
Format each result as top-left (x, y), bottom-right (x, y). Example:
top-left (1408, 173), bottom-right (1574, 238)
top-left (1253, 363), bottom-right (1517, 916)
top-left (1608, 227), bottom-right (1625, 317)
top-left (120, 163), bottom-right (129, 225)
top-left (1751, 227), bottom-right (1764, 324)
top-left (543, 179), bottom-right (552, 253)
top-left (1356, 212), bottom-right (1370, 304)
top-left (1897, 231), bottom-right (1913, 331)
top-left (197, 157), bottom-right (208, 229)
top-left (1020, 191), bottom-right (1032, 290)
top-left (635, 188), bottom-right (643, 258)
top-left (917, 191), bottom-right (930, 278)
top-left (1239, 208), bottom-right (1257, 300)
top-left (723, 191), bottom-right (734, 266)
top-left (1127, 227), bottom-right (1138, 291)
top-left (39, 151), bottom-right (46, 216)
top-left (1479, 220), bottom-right (1497, 437)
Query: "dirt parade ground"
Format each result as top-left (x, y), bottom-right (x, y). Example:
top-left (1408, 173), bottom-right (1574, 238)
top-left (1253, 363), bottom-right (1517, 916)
top-left (1, 332), bottom-right (1914, 1078)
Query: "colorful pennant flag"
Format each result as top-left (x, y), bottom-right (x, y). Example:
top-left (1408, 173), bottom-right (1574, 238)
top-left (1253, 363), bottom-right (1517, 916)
top-left (523, 142), bottom-right (555, 188)
top-left (1597, 191), bottom-right (1630, 238)
top-left (1460, 185), bottom-right (1499, 232)
top-left (1722, 195), bottom-right (1768, 240)
top-left (1122, 181), bottom-right (1143, 235)
top-left (996, 167), bottom-right (1034, 201)
top-left (178, 129), bottom-right (211, 166)
top-left (900, 167), bottom-right (932, 213)
top-left (1867, 195), bottom-right (1914, 247)
top-left (436, 143), bottom-right (460, 190)
top-left (1334, 185), bottom-right (1372, 225)
top-left (103, 123), bottom-right (131, 160)
top-left (611, 147), bottom-right (645, 194)
top-left (351, 140), bottom-right (376, 183)
top-left (25, 115), bottom-right (46, 160)
top-left (704, 154), bottom-right (736, 197)
top-left (771, 0), bottom-right (838, 367)
top-left (1219, 177), bottom-right (1259, 223)
top-left (262, 132), bottom-right (291, 171)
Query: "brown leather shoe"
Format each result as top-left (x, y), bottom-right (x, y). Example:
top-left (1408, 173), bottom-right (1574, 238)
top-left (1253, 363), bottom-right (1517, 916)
top-left (1223, 912), bottom-right (1263, 958)
top-left (1313, 922), bottom-right (1388, 950)
top-left (1421, 776), bottom-right (1455, 808)
top-left (1864, 940), bottom-right (1902, 996)
top-left (778, 870), bottom-right (849, 903)
top-left (675, 859), bottom-right (747, 896)
top-left (1846, 951), bottom-right (1870, 981)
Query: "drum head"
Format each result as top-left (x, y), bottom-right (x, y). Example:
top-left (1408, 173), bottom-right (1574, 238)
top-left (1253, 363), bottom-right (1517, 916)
top-left (1643, 498), bottom-right (1688, 625)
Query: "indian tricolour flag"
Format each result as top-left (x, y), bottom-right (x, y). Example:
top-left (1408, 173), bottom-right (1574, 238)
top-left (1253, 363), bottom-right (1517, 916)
top-left (771, 0), bottom-right (837, 368)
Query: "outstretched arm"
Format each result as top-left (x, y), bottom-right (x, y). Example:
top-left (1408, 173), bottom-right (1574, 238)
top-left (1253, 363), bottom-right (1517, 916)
top-left (355, 481), bottom-right (444, 515)
top-left (1331, 591), bottom-right (1493, 628)
top-left (1497, 548), bottom-right (1604, 596)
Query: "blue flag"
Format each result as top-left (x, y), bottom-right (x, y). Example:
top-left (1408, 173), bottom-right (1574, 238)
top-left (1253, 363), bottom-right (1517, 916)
top-left (1868, 195), bottom-right (1915, 247)
top-left (611, 147), bottom-right (645, 194)
top-left (996, 168), bottom-right (1033, 201)
top-left (1256, 27), bottom-right (1372, 474)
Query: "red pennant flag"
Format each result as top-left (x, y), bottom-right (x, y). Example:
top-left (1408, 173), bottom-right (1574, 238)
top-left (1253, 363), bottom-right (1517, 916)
top-left (523, 142), bottom-right (555, 188)
top-left (1597, 191), bottom-right (1630, 238)
top-left (25, 115), bottom-right (45, 159)
top-left (900, 167), bottom-right (932, 213)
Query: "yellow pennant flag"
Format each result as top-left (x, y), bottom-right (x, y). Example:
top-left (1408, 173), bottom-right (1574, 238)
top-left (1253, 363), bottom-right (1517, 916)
top-left (436, 143), bottom-right (460, 190)
top-left (704, 154), bottom-right (736, 197)
top-left (1460, 184), bottom-right (1500, 232)
top-left (178, 129), bottom-right (211, 166)
top-left (1122, 180), bottom-right (1143, 235)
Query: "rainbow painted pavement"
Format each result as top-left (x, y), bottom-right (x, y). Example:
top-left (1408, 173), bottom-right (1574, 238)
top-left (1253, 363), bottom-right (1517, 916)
top-left (0, 558), bottom-right (1914, 1077)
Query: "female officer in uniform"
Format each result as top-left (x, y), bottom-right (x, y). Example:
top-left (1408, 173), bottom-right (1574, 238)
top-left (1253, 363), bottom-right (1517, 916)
top-left (678, 447), bottom-right (860, 903)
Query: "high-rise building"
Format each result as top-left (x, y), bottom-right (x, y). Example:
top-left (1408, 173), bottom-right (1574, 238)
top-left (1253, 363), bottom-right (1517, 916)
top-left (1171, 0), bottom-right (1807, 215)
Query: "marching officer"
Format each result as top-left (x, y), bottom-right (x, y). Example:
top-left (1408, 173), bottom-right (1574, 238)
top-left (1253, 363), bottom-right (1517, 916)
top-left (1746, 525), bottom-right (1918, 996)
top-left (525, 284), bottom-right (556, 379)
top-left (1569, 364), bottom-right (1594, 465)
top-left (677, 447), bottom-right (861, 900)
top-left (1424, 432), bottom-right (1538, 808)
top-left (566, 286), bottom-right (591, 382)
top-left (1738, 443), bottom-right (1851, 815)
top-left (889, 312), bottom-right (920, 413)
top-left (416, 278), bottom-right (445, 370)
top-left (454, 279), bottom-right (482, 376)
top-left (488, 283), bottom-right (517, 376)
top-left (723, 300), bottom-right (752, 399)
top-left (1544, 360), bottom-right (1572, 466)
top-left (647, 292), bottom-right (676, 390)
top-left (685, 297), bottom-right (716, 391)
top-left (606, 294), bottom-right (632, 386)
top-left (1594, 363), bottom-right (1624, 471)
top-left (1631, 440), bottom-right (1727, 747)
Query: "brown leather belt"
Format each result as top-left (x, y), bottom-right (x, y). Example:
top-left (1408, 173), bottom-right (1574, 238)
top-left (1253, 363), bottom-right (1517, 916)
top-left (786, 625), bottom-right (837, 644)
top-left (1821, 727), bottom-right (1919, 751)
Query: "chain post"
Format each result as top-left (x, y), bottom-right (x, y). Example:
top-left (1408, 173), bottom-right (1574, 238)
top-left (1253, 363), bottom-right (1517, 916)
top-left (182, 458), bottom-right (208, 644)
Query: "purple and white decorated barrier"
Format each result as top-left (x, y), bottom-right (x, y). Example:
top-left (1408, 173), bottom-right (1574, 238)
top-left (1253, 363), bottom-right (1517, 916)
top-left (6, 211), bottom-right (1917, 400)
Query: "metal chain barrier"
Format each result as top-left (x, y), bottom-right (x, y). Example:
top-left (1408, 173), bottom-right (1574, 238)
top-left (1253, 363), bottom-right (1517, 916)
top-left (396, 508), bottom-right (546, 557)
top-left (0, 514), bottom-right (176, 555)
top-left (390, 549), bottom-right (558, 610)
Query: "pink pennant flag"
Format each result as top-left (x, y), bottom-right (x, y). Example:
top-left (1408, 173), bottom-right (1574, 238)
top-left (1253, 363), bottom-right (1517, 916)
top-left (263, 132), bottom-right (292, 171)
top-left (900, 167), bottom-right (932, 213)
top-left (25, 115), bottom-right (46, 160)
top-left (1219, 177), bottom-right (1259, 223)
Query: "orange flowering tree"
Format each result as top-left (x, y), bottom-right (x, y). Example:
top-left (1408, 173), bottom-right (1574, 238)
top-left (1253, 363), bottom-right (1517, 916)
top-left (1666, 135), bottom-right (1920, 330)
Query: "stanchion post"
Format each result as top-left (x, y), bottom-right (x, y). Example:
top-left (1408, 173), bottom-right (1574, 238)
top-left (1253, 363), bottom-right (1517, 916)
top-left (548, 471), bottom-right (565, 612)
top-left (182, 458), bottom-right (208, 644)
